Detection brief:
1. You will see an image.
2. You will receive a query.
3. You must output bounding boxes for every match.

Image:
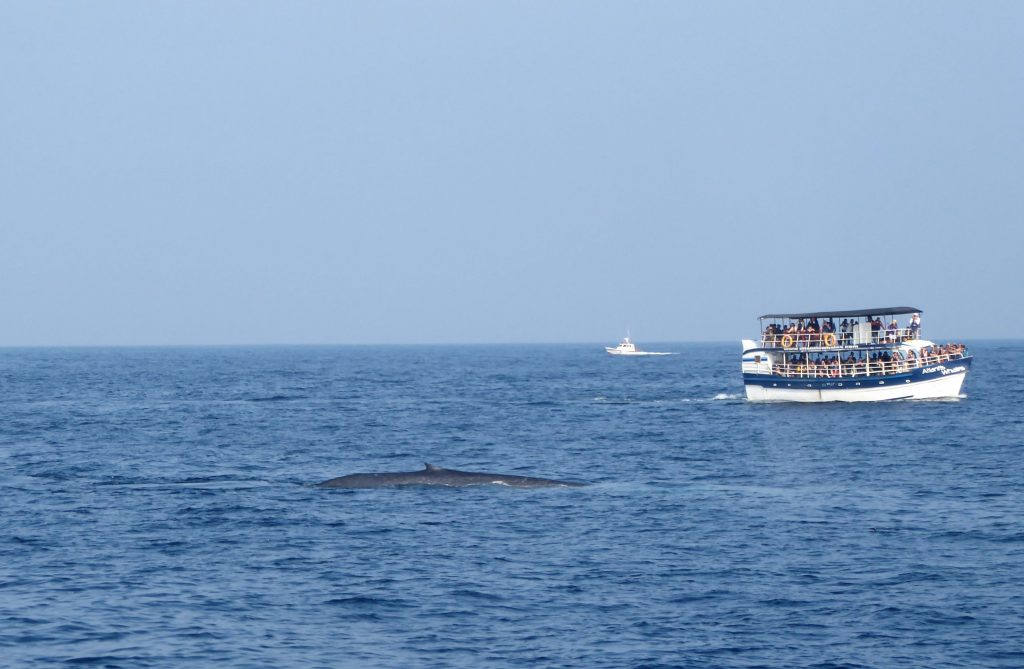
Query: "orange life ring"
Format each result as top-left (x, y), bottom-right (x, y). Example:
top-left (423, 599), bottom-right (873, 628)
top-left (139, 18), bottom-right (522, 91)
top-left (781, 334), bottom-right (795, 349)
top-left (822, 333), bottom-right (837, 347)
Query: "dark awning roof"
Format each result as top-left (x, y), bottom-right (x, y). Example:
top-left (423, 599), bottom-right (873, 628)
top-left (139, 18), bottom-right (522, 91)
top-left (758, 307), bottom-right (923, 320)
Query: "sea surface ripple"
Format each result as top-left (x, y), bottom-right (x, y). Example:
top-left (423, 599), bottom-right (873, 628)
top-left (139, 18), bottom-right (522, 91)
top-left (1, 342), bottom-right (1022, 668)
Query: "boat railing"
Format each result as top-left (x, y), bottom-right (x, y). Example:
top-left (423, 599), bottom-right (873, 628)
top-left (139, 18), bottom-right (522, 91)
top-left (766, 351), bottom-right (965, 379)
top-left (760, 328), bottom-right (919, 349)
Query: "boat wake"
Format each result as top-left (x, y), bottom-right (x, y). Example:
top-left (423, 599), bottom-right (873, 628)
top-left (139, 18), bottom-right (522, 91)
top-left (593, 393), bottom-right (744, 404)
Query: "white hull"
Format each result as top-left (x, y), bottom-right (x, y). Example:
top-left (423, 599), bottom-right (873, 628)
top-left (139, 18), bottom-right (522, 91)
top-left (744, 370), bottom-right (967, 402)
top-left (606, 335), bottom-right (672, 355)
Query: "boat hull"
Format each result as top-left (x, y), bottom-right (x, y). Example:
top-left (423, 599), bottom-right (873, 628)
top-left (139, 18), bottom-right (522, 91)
top-left (743, 357), bottom-right (972, 402)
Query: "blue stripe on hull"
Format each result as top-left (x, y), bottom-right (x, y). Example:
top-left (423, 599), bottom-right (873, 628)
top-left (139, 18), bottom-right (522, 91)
top-left (743, 356), bottom-right (972, 390)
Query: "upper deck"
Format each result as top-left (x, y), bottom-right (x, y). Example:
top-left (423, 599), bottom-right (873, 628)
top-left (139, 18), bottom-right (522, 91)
top-left (754, 306), bottom-right (923, 351)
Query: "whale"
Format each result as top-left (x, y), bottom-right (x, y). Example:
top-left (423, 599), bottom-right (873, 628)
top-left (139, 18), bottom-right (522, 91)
top-left (316, 463), bottom-right (587, 489)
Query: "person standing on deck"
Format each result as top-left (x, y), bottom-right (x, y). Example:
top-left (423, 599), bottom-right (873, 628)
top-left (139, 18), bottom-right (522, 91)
top-left (908, 313), bottom-right (921, 339)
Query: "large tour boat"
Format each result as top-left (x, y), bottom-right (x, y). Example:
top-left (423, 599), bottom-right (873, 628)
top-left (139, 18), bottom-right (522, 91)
top-left (741, 307), bottom-right (971, 402)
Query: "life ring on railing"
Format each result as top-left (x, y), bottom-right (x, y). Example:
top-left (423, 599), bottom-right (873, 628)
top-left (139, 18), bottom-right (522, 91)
top-left (781, 334), bottom-right (795, 349)
top-left (822, 333), bottom-right (837, 347)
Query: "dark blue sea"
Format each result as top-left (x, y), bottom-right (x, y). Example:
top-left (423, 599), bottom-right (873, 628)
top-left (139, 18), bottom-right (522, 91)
top-left (2, 342), bottom-right (1022, 668)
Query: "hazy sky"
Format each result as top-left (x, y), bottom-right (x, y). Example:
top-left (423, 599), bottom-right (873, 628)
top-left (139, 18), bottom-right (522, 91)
top-left (3, 2), bottom-right (1022, 345)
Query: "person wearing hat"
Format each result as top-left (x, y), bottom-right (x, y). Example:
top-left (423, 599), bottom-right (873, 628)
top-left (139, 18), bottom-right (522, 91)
top-left (908, 313), bottom-right (921, 339)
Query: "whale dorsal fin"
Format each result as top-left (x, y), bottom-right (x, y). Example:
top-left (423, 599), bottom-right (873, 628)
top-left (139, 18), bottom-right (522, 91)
top-left (425, 463), bottom-right (444, 472)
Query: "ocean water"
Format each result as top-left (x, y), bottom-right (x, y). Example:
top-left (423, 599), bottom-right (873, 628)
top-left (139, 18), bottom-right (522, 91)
top-left (1, 342), bottom-right (1022, 668)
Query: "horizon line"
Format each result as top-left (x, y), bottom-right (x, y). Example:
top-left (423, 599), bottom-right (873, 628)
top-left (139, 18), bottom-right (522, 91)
top-left (0, 336), bottom-right (1006, 350)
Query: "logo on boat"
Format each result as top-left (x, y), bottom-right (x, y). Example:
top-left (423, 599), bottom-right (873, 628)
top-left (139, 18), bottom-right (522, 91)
top-left (922, 365), bottom-right (966, 376)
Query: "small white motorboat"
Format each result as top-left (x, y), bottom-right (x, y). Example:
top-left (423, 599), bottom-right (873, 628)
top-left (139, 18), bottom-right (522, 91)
top-left (605, 334), bottom-right (674, 356)
top-left (606, 336), bottom-right (639, 355)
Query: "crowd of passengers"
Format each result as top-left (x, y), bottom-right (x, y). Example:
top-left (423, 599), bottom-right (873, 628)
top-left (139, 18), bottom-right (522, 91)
top-left (763, 314), bottom-right (923, 347)
top-left (771, 343), bottom-right (968, 378)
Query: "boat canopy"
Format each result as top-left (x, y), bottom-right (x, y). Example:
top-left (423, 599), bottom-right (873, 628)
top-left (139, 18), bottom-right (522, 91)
top-left (758, 307), bottom-right (923, 320)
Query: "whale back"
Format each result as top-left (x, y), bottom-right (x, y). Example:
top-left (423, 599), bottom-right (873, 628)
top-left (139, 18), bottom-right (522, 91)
top-left (318, 464), bottom-right (587, 488)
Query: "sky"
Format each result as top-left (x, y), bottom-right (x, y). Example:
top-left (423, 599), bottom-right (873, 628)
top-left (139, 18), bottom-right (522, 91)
top-left (2, 2), bottom-right (1022, 345)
